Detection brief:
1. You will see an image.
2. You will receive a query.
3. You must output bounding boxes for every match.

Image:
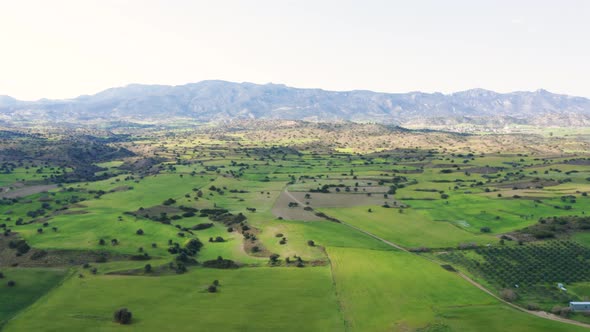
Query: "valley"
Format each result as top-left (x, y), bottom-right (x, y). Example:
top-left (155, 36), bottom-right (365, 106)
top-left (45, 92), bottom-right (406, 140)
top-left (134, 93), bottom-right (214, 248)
top-left (1, 121), bottom-right (590, 331)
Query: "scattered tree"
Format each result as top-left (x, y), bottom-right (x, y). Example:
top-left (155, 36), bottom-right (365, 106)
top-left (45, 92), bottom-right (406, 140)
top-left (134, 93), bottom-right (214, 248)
top-left (113, 308), bottom-right (132, 324)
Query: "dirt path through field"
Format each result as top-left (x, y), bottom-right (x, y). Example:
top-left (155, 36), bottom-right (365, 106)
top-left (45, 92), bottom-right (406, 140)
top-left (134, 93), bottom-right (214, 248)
top-left (285, 187), bottom-right (590, 329)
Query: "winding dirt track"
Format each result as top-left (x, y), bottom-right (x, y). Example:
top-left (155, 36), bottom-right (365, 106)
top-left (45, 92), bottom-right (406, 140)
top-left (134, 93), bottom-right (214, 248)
top-left (284, 187), bottom-right (590, 329)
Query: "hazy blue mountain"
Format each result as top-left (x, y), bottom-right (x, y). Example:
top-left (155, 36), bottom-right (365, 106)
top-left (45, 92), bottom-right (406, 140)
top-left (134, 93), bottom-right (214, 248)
top-left (1, 81), bottom-right (589, 128)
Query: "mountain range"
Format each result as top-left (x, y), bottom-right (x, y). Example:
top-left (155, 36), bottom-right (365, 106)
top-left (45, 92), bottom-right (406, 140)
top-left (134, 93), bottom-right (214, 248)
top-left (1, 80), bottom-right (589, 129)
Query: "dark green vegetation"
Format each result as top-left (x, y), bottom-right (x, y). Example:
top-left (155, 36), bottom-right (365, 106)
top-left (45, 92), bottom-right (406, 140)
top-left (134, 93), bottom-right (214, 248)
top-left (1, 120), bottom-right (590, 331)
top-left (442, 241), bottom-right (590, 286)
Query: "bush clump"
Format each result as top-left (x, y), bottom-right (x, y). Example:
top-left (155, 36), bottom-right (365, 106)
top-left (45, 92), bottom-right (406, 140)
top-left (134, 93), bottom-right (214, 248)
top-left (191, 223), bottom-right (213, 231)
top-left (499, 289), bottom-right (518, 302)
top-left (202, 256), bottom-right (238, 269)
top-left (113, 308), bottom-right (132, 324)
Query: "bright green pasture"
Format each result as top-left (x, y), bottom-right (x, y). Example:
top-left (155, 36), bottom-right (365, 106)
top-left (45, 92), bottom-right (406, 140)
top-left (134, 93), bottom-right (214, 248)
top-left (301, 220), bottom-right (395, 251)
top-left (327, 247), bottom-right (586, 332)
top-left (0, 190), bottom-right (91, 226)
top-left (17, 174), bottom-right (213, 255)
top-left (319, 206), bottom-right (494, 248)
top-left (0, 268), bottom-right (66, 327)
top-left (406, 193), bottom-right (590, 234)
top-left (0, 167), bottom-right (68, 186)
top-left (184, 221), bottom-right (265, 264)
top-left (202, 177), bottom-right (285, 215)
top-left (258, 218), bottom-right (396, 261)
top-left (4, 267), bottom-right (344, 332)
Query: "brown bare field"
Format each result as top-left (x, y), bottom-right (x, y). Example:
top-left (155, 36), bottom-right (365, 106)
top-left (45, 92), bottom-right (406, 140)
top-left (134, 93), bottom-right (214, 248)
top-left (0, 184), bottom-right (57, 199)
top-left (273, 190), bottom-right (401, 222)
top-left (494, 180), bottom-right (560, 189)
top-left (466, 166), bottom-right (503, 174)
top-left (289, 192), bottom-right (399, 208)
top-left (271, 191), bottom-right (323, 221)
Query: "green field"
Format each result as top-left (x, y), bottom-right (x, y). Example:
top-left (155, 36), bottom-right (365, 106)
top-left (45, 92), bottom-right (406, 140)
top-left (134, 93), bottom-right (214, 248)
top-left (319, 206), bottom-right (495, 248)
top-left (0, 268), bottom-right (66, 327)
top-left (328, 247), bottom-right (587, 331)
top-left (4, 267), bottom-right (343, 332)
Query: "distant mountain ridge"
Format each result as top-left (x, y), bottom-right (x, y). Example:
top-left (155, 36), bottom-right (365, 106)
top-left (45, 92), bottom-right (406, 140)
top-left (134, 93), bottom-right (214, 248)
top-left (1, 80), bottom-right (589, 128)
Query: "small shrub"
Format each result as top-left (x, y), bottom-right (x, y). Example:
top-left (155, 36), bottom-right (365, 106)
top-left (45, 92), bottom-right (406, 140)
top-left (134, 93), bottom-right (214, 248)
top-left (499, 289), bottom-right (517, 302)
top-left (113, 308), bottom-right (132, 324)
top-left (526, 303), bottom-right (540, 311)
top-left (480, 227), bottom-right (491, 233)
top-left (191, 223), bottom-right (213, 231)
top-left (551, 306), bottom-right (572, 318)
top-left (269, 254), bottom-right (280, 264)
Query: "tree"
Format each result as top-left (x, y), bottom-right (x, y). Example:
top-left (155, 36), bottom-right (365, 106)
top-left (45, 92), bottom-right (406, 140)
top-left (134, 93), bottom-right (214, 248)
top-left (163, 198), bottom-right (176, 206)
top-left (7, 280), bottom-right (16, 287)
top-left (113, 308), bottom-right (132, 324)
top-left (269, 254), bottom-right (280, 264)
top-left (307, 240), bottom-right (315, 247)
top-left (207, 285), bottom-right (217, 293)
top-left (144, 264), bottom-right (152, 273)
top-left (136, 229), bottom-right (144, 235)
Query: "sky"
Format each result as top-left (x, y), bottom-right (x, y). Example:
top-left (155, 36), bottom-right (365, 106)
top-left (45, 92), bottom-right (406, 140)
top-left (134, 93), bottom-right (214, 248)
top-left (0, 0), bottom-right (589, 100)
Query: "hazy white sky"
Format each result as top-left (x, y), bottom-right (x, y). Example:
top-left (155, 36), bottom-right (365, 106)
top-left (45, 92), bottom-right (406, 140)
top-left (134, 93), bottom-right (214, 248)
top-left (1, 0), bottom-right (589, 100)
